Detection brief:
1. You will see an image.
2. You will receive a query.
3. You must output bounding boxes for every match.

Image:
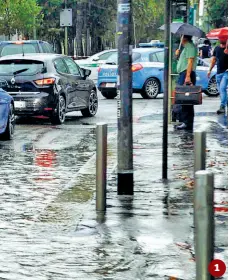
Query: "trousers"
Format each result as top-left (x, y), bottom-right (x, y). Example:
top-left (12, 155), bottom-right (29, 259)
top-left (216, 71), bottom-right (228, 108)
top-left (177, 71), bottom-right (196, 129)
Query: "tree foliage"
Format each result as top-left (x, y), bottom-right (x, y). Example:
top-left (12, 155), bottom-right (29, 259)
top-left (0, 0), bottom-right (41, 39)
top-left (0, 0), bottom-right (165, 55)
top-left (206, 0), bottom-right (228, 28)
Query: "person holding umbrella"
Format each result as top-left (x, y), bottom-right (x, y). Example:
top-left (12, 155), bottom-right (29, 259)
top-left (175, 35), bottom-right (198, 130)
top-left (208, 39), bottom-right (228, 114)
top-left (159, 23), bottom-right (205, 130)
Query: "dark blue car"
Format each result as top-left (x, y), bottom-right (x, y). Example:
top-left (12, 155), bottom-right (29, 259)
top-left (0, 88), bottom-right (15, 140)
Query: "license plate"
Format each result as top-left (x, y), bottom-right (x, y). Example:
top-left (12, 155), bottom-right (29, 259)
top-left (14, 101), bottom-right (26, 108)
top-left (106, 83), bottom-right (116, 88)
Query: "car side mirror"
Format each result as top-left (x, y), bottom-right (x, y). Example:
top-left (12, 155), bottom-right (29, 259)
top-left (92, 56), bottom-right (99, 61)
top-left (81, 68), bottom-right (91, 78)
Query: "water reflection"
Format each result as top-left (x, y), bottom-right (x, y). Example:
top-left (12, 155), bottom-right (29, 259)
top-left (34, 149), bottom-right (57, 182)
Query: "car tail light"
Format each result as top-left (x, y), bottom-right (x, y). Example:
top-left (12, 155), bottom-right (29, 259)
top-left (34, 78), bottom-right (55, 86)
top-left (98, 67), bottom-right (101, 73)
top-left (132, 64), bottom-right (143, 72)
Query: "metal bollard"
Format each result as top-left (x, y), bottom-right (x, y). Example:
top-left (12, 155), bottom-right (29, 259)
top-left (96, 123), bottom-right (107, 212)
top-left (194, 170), bottom-right (214, 280)
top-left (194, 130), bottom-right (206, 174)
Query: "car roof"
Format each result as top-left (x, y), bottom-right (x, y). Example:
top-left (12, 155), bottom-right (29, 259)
top-left (0, 53), bottom-right (67, 62)
top-left (0, 40), bottom-right (50, 44)
top-left (133, 48), bottom-right (164, 53)
top-left (110, 48), bottom-right (164, 53)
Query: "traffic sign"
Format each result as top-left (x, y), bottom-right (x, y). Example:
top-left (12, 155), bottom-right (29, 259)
top-left (60, 9), bottom-right (72, 27)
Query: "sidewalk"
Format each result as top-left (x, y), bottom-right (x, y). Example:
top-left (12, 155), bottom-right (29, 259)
top-left (70, 113), bottom-right (228, 279)
top-left (24, 112), bottom-right (228, 280)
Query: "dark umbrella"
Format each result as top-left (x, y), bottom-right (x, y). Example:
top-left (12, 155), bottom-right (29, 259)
top-left (159, 22), bottom-right (205, 38)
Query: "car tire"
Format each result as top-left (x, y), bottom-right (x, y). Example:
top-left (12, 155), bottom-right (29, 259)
top-left (141, 78), bottom-right (160, 99)
top-left (81, 90), bottom-right (98, 117)
top-left (0, 103), bottom-right (15, 140)
top-left (204, 76), bottom-right (219, 97)
top-left (50, 95), bottom-right (66, 125)
top-left (101, 91), bottom-right (117, 99)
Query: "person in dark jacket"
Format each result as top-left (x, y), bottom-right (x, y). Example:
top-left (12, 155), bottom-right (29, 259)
top-left (199, 39), bottom-right (212, 59)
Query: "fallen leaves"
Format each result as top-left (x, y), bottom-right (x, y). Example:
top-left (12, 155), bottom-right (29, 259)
top-left (175, 242), bottom-right (191, 250)
top-left (185, 180), bottom-right (194, 189)
top-left (176, 174), bottom-right (194, 189)
top-left (207, 160), bottom-right (228, 167)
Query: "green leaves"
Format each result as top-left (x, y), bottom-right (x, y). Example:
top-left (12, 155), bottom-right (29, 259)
top-left (0, 0), bottom-right (41, 38)
top-left (206, 0), bottom-right (228, 28)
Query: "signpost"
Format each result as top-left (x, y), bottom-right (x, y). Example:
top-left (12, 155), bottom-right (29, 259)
top-left (60, 0), bottom-right (72, 55)
top-left (117, 0), bottom-right (134, 195)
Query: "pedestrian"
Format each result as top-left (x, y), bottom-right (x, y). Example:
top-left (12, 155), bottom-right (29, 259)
top-left (208, 39), bottom-right (228, 114)
top-left (175, 35), bottom-right (198, 130)
top-left (199, 39), bottom-right (212, 59)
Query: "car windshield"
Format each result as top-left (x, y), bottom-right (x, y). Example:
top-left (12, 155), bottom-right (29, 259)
top-left (0, 60), bottom-right (44, 75)
top-left (106, 52), bottom-right (141, 65)
top-left (0, 43), bottom-right (38, 57)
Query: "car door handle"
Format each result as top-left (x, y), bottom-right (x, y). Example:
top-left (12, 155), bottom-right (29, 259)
top-left (159, 68), bottom-right (164, 71)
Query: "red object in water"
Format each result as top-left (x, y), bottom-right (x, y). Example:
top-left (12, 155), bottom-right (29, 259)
top-left (214, 206), bottom-right (228, 212)
top-left (206, 27), bottom-right (228, 41)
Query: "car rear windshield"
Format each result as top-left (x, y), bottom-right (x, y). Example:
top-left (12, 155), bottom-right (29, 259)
top-left (0, 43), bottom-right (39, 57)
top-left (106, 52), bottom-right (141, 64)
top-left (0, 60), bottom-right (44, 75)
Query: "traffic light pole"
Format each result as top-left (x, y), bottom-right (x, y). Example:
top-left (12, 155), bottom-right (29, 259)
top-left (117, 0), bottom-right (134, 195)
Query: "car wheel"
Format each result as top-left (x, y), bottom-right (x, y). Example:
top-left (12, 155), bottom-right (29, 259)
top-left (50, 95), bottom-right (66, 125)
top-left (81, 90), bottom-right (98, 117)
top-left (101, 91), bottom-right (117, 99)
top-left (205, 76), bottom-right (219, 97)
top-left (141, 78), bottom-right (160, 99)
top-left (0, 103), bottom-right (15, 140)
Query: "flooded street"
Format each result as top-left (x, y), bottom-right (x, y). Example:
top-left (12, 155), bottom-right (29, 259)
top-left (0, 93), bottom-right (227, 279)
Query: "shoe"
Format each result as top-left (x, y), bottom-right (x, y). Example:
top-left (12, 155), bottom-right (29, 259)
top-left (217, 106), bottom-right (225, 115)
top-left (176, 123), bottom-right (187, 130)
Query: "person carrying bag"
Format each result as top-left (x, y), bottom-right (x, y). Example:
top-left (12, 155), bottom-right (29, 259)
top-left (174, 35), bottom-right (198, 131)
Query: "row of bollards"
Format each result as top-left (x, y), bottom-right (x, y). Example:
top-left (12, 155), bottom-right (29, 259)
top-left (95, 125), bottom-right (216, 278)
top-left (194, 130), bottom-right (214, 279)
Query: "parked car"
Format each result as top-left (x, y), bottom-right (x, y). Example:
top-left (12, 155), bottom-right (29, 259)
top-left (74, 49), bottom-right (117, 69)
top-left (0, 54), bottom-right (98, 124)
top-left (97, 48), bottom-right (218, 99)
top-left (0, 88), bottom-right (15, 140)
top-left (0, 40), bottom-right (55, 57)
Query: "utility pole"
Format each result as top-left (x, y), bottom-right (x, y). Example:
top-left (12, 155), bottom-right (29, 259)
top-left (117, 0), bottom-right (134, 195)
top-left (33, 17), bottom-right (37, 40)
top-left (64, 0), bottom-right (68, 55)
top-left (162, 0), bottom-right (171, 180)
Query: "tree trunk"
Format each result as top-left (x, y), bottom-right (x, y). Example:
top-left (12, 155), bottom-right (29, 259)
top-left (75, 3), bottom-right (84, 56)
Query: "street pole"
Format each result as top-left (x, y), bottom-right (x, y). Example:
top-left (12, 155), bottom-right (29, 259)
top-left (64, 0), bottom-right (68, 55)
top-left (33, 17), bottom-right (37, 40)
top-left (162, 0), bottom-right (171, 180)
top-left (117, 0), bottom-right (134, 195)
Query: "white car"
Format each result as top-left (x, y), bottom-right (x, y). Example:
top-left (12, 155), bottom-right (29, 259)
top-left (74, 49), bottom-right (116, 68)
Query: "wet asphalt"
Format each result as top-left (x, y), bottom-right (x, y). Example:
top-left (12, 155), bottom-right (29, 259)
top-left (0, 91), bottom-right (227, 279)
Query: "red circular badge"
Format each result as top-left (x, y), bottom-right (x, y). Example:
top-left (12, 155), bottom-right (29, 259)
top-left (208, 259), bottom-right (226, 277)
